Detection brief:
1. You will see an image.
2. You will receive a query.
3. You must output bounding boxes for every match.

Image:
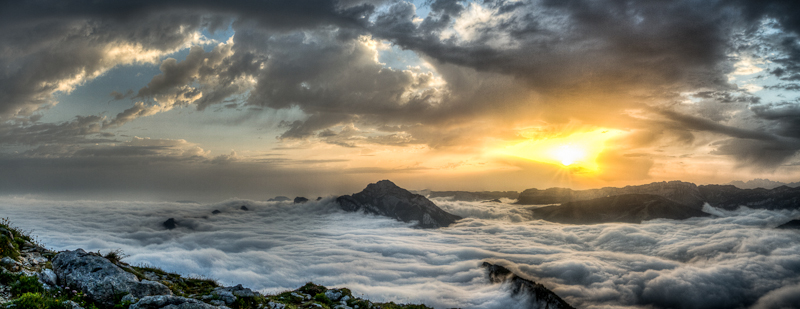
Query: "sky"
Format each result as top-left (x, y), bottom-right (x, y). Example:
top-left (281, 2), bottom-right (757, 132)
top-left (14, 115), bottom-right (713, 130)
top-left (3, 0), bottom-right (800, 201)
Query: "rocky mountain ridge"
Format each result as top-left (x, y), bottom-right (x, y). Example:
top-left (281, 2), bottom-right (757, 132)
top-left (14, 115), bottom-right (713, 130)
top-left (519, 181), bottom-right (800, 210)
top-left (518, 180), bottom-right (800, 224)
top-left (530, 194), bottom-right (710, 224)
top-left (336, 180), bottom-right (462, 228)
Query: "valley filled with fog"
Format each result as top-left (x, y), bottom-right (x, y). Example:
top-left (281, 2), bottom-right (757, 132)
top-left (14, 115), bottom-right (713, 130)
top-left (1, 197), bottom-right (798, 309)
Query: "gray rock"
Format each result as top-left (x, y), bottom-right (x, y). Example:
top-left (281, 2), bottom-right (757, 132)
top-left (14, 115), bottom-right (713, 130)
top-left (121, 294), bottom-right (139, 304)
top-left (130, 295), bottom-right (218, 309)
top-left (210, 284), bottom-right (258, 305)
top-left (336, 180), bottom-right (462, 228)
top-left (38, 268), bottom-right (58, 286)
top-left (265, 301), bottom-right (286, 309)
top-left (293, 197), bottom-right (309, 204)
top-left (209, 300), bottom-right (226, 306)
top-left (63, 300), bottom-right (85, 309)
top-left (324, 289), bottom-right (342, 301)
top-left (52, 249), bottom-right (172, 306)
top-left (0, 257), bottom-right (16, 266)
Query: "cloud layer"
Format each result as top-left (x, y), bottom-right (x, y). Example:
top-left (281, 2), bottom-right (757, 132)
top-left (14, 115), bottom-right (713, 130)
top-left (1, 197), bottom-right (798, 309)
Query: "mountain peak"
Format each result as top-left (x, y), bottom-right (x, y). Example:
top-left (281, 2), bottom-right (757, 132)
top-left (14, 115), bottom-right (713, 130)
top-left (336, 180), bottom-right (462, 228)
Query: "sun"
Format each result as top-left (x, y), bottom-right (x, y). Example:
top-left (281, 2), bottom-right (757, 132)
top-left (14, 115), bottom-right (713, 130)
top-left (552, 145), bottom-right (586, 166)
top-left (497, 128), bottom-right (621, 172)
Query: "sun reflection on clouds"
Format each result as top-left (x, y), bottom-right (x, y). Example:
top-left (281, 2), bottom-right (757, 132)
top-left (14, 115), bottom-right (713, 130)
top-left (497, 128), bottom-right (623, 172)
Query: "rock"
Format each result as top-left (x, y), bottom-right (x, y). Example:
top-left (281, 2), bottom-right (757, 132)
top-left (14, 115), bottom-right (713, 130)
top-left (163, 218), bottom-right (177, 230)
top-left (121, 294), bottom-right (139, 304)
top-left (336, 180), bottom-right (462, 228)
top-left (212, 210), bottom-right (222, 215)
top-left (240, 205), bottom-right (249, 211)
top-left (211, 284), bottom-right (258, 304)
top-left (209, 300), bottom-right (226, 306)
top-left (324, 289), bottom-right (343, 301)
top-left (130, 295), bottom-right (219, 309)
top-left (777, 219), bottom-right (800, 229)
top-left (38, 268), bottom-right (58, 286)
top-left (0, 257), bottom-right (16, 266)
top-left (268, 196), bottom-right (291, 202)
top-left (63, 300), bottom-right (85, 309)
top-left (266, 301), bottom-right (286, 309)
top-left (52, 249), bottom-right (172, 306)
top-left (482, 262), bottom-right (574, 309)
top-left (294, 197), bottom-right (309, 204)
top-left (316, 197), bottom-right (322, 201)
top-left (482, 199), bottom-right (502, 203)
top-left (531, 194), bottom-right (710, 224)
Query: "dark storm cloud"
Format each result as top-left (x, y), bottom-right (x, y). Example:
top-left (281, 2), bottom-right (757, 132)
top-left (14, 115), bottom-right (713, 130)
top-left (658, 109), bottom-right (776, 141)
top-left (751, 101), bottom-right (800, 139)
top-left (0, 116), bottom-right (109, 145)
top-left (0, 0), bottom-right (371, 120)
top-left (372, 0), bottom-right (734, 95)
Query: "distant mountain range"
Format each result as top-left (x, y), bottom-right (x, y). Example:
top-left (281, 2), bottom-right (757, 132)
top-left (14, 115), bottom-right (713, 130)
top-left (519, 181), bottom-right (800, 224)
top-left (336, 180), bottom-right (800, 226)
top-left (728, 178), bottom-right (800, 189)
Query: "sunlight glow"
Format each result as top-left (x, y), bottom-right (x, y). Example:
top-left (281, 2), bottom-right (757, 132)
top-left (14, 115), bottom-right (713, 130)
top-left (498, 128), bottom-right (622, 172)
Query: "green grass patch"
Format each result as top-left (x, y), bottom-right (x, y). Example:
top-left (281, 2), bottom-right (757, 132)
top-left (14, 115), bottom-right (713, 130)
top-left (10, 293), bottom-right (70, 309)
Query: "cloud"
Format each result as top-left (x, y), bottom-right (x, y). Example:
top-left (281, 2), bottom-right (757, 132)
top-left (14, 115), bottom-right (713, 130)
top-left (2, 198), bottom-right (799, 309)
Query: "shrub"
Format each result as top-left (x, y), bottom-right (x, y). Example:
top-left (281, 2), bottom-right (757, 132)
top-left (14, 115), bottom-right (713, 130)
top-left (104, 249), bottom-right (128, 265)
top-left (10, 275), bottom-right (46, 296)
top-left (11, 292), bottom-right (69, 309)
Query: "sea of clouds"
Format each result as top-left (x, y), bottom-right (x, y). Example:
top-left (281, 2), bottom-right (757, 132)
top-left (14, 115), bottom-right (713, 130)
top-left (1, 196), bottom-right (799, 309)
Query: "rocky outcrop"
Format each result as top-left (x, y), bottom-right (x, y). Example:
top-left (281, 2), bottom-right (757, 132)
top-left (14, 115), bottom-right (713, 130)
top-left (130, 295), bottom-right (217, 309)
top-left (206, 284), bottom-right (259, 305)
top-left (293, 197), bottom-right (309, 204)
top-left (518, 181), bottom-right (704, 207)
top-left (428, 191), bottom-right (519, 202)
top-left (336, 180), bottom-right (462, 228)
top-left (268, 196), bottom-right (291, 202)
top-left (482, 262), bottom-right (574, 309)
top-left (531, 194), bottom-right (710, 224)
top-left (52, 249), bottom-right (172, 306)
top-left (777, 219), bottom-right (800, 229)
top-left (163, 218), bottom-right (177, 230)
